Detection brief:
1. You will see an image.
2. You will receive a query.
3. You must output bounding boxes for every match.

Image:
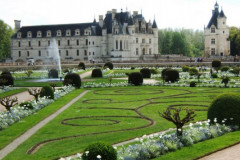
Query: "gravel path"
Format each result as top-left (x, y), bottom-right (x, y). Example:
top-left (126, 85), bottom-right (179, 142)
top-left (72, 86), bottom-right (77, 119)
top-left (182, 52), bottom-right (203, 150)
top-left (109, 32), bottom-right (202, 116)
top-left (0, 90), bottom-right (89, 159)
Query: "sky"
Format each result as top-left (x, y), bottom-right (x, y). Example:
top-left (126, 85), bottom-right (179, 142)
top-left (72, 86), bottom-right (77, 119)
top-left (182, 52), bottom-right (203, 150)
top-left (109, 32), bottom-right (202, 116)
top-left (0, 0), bottom-right (239, 30)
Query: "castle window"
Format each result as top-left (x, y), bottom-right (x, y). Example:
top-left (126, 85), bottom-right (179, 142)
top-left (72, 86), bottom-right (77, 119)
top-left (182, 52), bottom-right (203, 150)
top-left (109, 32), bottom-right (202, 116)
top-left (17, 32), bottom-right (22, 38)
top-left (142, 39), bottom-right (145, 43)
top-left (149, 48), bottom-right (152, 55)
top-left (27, 31), bottom-right (32, 38)
top-left (76, 39), bottom-right (79, 46)
top-left (142, 48), bottom-right (146, 55)
top-left (211, 48), bottom-right (215, 55)
top-left (39, 51), bottom-right (41, 56)
top-left (66, 50), bottom-right (69, 56)
top-left (48, 40), bottom-right (50, 46)
top-left (136, 38), bottom-right (138, 43)
top-left (38, 41), bottom-right (41, 47)
top-left (18, 41), bottom-right (21, 47)
top-left (211, 39), bottom-right (215, 44)
top-left (75, 29), bottom-right (80, 36)
top-left (149, 39), bottom-right (151, 44)
top-left (136, 48), bottom-right (139, 55)
top-left (92, 41), bottom-right (94, 45)
top-left (120, 40), bottom-right (123, 51)
top-left (211, 28), bottom-right (215, 33)
top-left (67, 40), bottom-right (70, 46)
top-left (37, 31), bottom-right (42, 37)
top-left (116, 40), bottom-right (118, 50)
top-left (93, 52), bottom-right (95, 55)
top-left (57, 30), bottom-right (62, 36)
top-left (47, 30), bottom-right (51, 37)
top-left (18, 51), bottom-right (21, 57)
top-left (27, 51), bottom-right (30, 57)
top-left (66, 30), bottom-right (71, 36)
top-left (77, 50), bottom-right (79, 56)
top-left (59, 50), bottom-right (61, 56)
top-left (84, 50), bottom-right (87, 56)
top-left (28, 41), bottom-right (31, 47)
top-left (58, 40), bottom-right (61, 46)
top-left (89, 41), bottom-right (90, 45)
top-left (47, 51), bottom-right (49, 56)
top-left (85, 39), bottom-right (88, 45)
top-left (223, 31), bottom-right (225, 34)
top-left (89, 52), bottom-right (91, 55)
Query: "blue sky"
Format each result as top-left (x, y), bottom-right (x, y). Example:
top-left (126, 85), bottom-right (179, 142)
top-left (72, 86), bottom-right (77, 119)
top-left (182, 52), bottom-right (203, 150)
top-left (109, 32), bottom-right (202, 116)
top-left (0, 0), bottom-right (239, 30)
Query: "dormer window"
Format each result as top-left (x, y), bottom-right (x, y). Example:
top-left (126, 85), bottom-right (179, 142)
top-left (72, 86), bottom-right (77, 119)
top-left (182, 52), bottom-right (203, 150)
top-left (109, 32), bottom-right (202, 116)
top-left (47, 30), bottom-right (51, 37)
top-left (27, 31), bottom-right (32, 38)
top-left (17, 32), bottom-right (22, 38)
top-left (211, 27), bottom-right (215, 33)
top-left (57, 30), bottom-right (62, 36)
top-left (75, 29), bottom-right (80, 36)
top-left (66, 29), bottom-right (71, 36)
top-left (37, 31), bottom-right (42, 37)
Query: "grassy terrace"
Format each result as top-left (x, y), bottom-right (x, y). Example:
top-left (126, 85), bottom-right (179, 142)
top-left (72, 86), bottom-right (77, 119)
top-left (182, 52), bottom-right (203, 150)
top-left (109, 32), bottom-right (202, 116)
top-left (0, 88), bottom-right (27, 98)
top-left (3, 86), bottom-right (239, 160)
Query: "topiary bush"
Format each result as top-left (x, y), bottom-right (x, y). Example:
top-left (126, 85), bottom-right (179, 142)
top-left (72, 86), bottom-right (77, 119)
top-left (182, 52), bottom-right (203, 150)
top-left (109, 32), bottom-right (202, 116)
top-left (91, 69), bottom-right (102, 78)
top-left (48, 69), bottom-right (58, 78)
top-left (211, 73), bottom-right (218, 78)
top-left (221, 66), bottom-right (230, 72)
top-left (230, 67), bottom-right (240, 76)
top-left (1, 70), bottom-right (12, 76)
top-left (128, 72), bottom-right (143, 86)
top-left (162, 69), bottom-right (179, 82)
top-left (140, 68), bottom-right (151, 78)
top-left (131, 66), bottom-right (135, 70)
top-left (78, 62), bottom-right (86, 70)
top-left (20, 102), bottom-right (33, 110)
top-left (208, 92), bottom-right (240, 126)
top-left (104, 62), bottom-right (114, 70)
top-left (212, 60), bottom-right (221, 72)
top-left (161, 68), bottom-right (171, 78)
top-left (63, 73), bottom-right (81, 88)
top-left (0, 74), bottom-right (14, 86)
top-left (189, 68), bottom-right (198, 76)
top-left (82, 142), bottom-right (117, 160)
top-left (190, 81), bottom-right (197, 87)
top-left (182, 66), bottom-right (190, 72)
top-left (40, 86), bottom-right (54, 99)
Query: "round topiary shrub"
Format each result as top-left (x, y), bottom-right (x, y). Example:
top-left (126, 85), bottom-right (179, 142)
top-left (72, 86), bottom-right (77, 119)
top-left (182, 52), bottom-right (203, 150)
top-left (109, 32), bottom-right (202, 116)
top-left (212, 60), bottom-right (221, 72)
top-left (162, 69), bottom-right (179, 82)
top-left (1, 70), bottom-right (12, 76)
top-left (63, 73), bottom-right (81, 89)
top-left (190, 81), bottom-right (196, 87)
top-left (40, 86), bottom-right (54, 99)
top-left (0, 74), bottom-right (14, 86)
top-left (104, 62), bottom-right (114, 70)
top-left (211, 73), bottom-right (218, 78)
top-left (221, 66), bottom-right (230, 72)
top-left (182, 66), bottom-right (190, 72)
top-left (140, 68), bottom-right (151, 78)
top-left (91, 69), bottom-right (102, 78)
top-left (82, 142), bottom-right (117, 160)
top-left (48, 69), bottom-right (58, 78)
top-left (208, 92), bottom-right (240, 126)
top-left (128, 72), bottom-right (143, 86)
top-left (78, 62), bottom-right (86, 70)
top-left (189, 68), bottom-right (198, 76)
top-left (131, 66), bottom-right (135, 70)
top-left (20, 102), bottom-right (33, 110)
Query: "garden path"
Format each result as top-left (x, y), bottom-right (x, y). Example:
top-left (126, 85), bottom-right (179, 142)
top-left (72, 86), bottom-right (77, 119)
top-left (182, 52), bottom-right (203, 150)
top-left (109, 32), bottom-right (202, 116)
top-left (0, 90), bottom-right (90, 159)
top-left (198, 142), bottom-right (240, 160)
top-left (79, 70), bottom-right (92, 79)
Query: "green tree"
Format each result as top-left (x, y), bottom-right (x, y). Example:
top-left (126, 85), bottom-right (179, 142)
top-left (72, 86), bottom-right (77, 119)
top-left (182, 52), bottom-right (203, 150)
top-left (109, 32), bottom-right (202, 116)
top-left (229, 27), bottom-right (240, 56)
top-left (0, 20), bottom-right (14, 60)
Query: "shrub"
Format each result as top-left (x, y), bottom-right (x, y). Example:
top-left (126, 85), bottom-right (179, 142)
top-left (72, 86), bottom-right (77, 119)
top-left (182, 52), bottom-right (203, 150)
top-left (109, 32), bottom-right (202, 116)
top-left (189, 68), bottom-right (198, 76)
top-left (48, 69), bottom-right (58, 78)
top-left (63, 73), bottom-right (81, 88)
top-left (140, 68), bottom-right (151, 78)
top-left (221, 66), bottom-right (230, 72)
top-left (91, 69), bottom-right (102, 78)
top-left (182, 66), bottom-right (190, 72)
top-left (20, 102), bottom-right (33, 109)
top-left (131, 66), bottom-right (135, 70)
top-left (1, 70), bottom-right (12, 76)
top-left (150, 69), bottom-right (158, 74)
top-left (104, 62), bottom-right (114, 70)
top-left (212, 60), bottom-right (221, 72)
top-left (161, 68), bottom-right (171, 78)
top-left (63, 69), bottom-right (69, 73)
top-left (231, 67), bottom-right (240, 76)
top-left (82, 142), bottom-right (117, 160)
top-left (78, 62), bottom-right (86, 70)
top-left (128, 72), bottom-right (143, 86)
top-left (40, 86), bottom-right (54, 99)
top-left (0, 74), bottom-right (14, 86)
top-left (221, 76), bottom-right (230, 88)
top-left (190, 81), bottom-right (196, 87)
top-left (208, 92), bottom-right (240, 126)
top-left (211, 73), bottom-right (218, 78)
top-left (162, 69), bottom-right (179, 82)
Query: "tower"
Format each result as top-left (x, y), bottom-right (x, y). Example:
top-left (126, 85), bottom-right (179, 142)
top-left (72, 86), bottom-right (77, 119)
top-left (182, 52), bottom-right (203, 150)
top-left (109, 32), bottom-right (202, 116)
top-left (204, 2), bottom-right (230, 57)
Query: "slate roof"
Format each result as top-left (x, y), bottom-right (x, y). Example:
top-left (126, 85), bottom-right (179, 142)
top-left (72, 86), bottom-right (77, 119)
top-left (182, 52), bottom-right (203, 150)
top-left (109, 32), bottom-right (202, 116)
top-left (12, 22), bottom-right (102, 38)
top-left (152, 20), bottom-right (157, 28)
top-left (219, 10), bottom-right (226, 18)
top-left (207, 3), bottom-right (227, 29)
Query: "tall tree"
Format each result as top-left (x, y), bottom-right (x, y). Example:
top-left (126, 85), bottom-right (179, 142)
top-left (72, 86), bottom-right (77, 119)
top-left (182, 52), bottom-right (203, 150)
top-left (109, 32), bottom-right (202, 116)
top-left (229, 27), bottom-right (240, 56)
top-left (0, 20), bottom-right (14, 60)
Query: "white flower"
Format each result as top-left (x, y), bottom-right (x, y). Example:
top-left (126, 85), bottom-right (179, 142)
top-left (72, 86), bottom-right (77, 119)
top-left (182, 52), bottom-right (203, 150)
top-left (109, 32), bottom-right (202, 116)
top-left (214, 118), bottom-right (217, 123)
top-left (85, 151), bottom-right (89, 156)
top-left (113, 146), bottom-right (117, 150)
top-left (230, 118), bottom-right (234, 120)
top-left (97, 155), bottom-right (101, 159)
top-left (178, 128), bottom-right (182, 131)
top-left (59, 158), bottom-right (65, 160)
top-left (189, 123), bottom-right (193, 127)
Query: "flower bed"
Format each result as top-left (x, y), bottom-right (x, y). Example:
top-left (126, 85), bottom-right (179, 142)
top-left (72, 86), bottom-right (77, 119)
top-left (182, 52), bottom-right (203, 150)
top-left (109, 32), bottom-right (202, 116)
top-left (0, 86), bottom-right (16, 94)
top-left (0, 85), bottom-right (75, 130)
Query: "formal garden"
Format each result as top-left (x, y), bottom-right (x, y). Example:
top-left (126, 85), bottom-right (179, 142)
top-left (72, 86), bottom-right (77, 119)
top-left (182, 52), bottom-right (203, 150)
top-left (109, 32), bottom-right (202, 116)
top-left (0, 61), bottom-right (240, 160)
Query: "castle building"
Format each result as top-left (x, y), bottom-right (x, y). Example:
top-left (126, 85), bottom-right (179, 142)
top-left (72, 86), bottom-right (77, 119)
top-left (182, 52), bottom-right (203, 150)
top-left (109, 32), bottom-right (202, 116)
top-left (204, 2), bottom-right (230, 57)
top-left (11, 9), bottom-right (158, 63)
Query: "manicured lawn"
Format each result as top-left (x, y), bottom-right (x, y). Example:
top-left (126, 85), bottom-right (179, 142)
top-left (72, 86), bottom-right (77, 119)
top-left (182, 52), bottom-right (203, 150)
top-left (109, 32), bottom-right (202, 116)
top-left (0, 89), bottom-right (84, 150)
top-left (3, 86), bottom-right (239, 160)
top-left (14, 79), bottom-right (63, 87)
top-left (0, 88), bottom-right (27, 98)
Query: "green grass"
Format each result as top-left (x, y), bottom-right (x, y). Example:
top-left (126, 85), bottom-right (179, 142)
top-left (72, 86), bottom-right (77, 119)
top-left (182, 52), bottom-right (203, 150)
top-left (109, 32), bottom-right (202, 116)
top-left (0, 88), bottom-right (27, 98)
top-left (0, 89), bottom-right (84, 150)
top-left (3, 86), bottom-right (239, 160)
top-left (153, 131), bottom-right (240, 160)
top-left (14, 79), bottom-right (63, 87)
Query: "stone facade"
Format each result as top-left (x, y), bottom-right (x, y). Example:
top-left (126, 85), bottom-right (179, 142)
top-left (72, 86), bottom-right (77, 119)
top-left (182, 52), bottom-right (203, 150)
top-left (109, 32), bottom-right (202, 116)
top-left (204, 2), bottom-right (230, 57)
top-left (11, 9), bottom-right (158, 63)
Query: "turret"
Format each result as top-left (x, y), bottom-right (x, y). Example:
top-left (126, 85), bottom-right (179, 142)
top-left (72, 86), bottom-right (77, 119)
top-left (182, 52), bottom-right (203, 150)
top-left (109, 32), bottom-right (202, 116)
top-left (14, 20), bottom-right (21, 33)
top-left (99, 15), bottom-right (104, 28)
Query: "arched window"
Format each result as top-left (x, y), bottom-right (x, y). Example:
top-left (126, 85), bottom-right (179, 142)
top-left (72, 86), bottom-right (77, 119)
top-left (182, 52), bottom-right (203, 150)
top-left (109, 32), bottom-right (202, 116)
top-left (116, 40), bottom-right (118, 50)
top-left (120, 40), bottom-right (123, 51)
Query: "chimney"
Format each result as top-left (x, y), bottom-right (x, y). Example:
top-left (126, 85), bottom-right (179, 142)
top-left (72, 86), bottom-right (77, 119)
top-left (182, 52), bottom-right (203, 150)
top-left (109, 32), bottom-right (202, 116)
top-left (14, 20), bottom-right (21, 33)
top-left (133, 11), bottom-right (138, 16)
top-left (112, 9), bottom-right (117, 20)
top-left (99, 15), bottom-right (103, 28)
